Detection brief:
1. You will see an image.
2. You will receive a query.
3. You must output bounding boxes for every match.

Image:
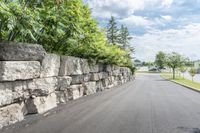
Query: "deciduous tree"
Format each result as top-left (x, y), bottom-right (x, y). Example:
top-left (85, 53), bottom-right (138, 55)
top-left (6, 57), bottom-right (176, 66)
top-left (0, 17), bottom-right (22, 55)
top-left (166, 52), bottom-right (187, 79)
top-left (155, 51), bottom-right (166, 70)
top-left (189, 67), bottom-right (197, 81)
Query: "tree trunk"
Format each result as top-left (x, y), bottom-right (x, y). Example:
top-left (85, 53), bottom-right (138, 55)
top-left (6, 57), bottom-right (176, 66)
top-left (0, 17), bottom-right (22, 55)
top-left (173, 68), bottom-right (175, 79)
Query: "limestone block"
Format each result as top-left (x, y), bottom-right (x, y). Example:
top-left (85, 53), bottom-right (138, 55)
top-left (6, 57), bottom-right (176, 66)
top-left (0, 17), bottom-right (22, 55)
top-left (102, 78), bottom-right (110, 88)
top-left (101, 72), bottom-right (109, 79)
top-left (90, 72), bottom-right (107, 81)
top-left (0, 61), bottom-right (41, 81)
top-left (90, 73), bottom-right (100, 81)
top-left (55, 91), bottom-right (69, 104)
top-left (57, 76), bottom-right (72, 91)
top-left (89, 64), bottom-right (99, 73)
top-left (112, 69), bottom-right (121, 76)
top-left (96, 81), bottom-right (104, 92)
top-left (0, 81), bottom-right (28, 107)
top-left (0, 103), bottom-right (25, 129)
top-left (71, 75), bottom-right (90, 85)
top-left (27, 77), bottom-right (58, 96)
top-left (59, 56), bottom-right (83, 76)
top-left (25, 93), bottom-right (57, 114)
top-left (83, 82), bottom-right (96, 95)
top-left (79, 85), bottom-right (85, 98)
top-left (80, 59), bottom-right (90, 74)
top-left (0, 42), bottom-right (46, 61)
top-left (104, 65), bottom-right (113, 72)
top-left (68, 85), bottom-right (83, 100)
top-left (40, 54), bottom-right (60, 78)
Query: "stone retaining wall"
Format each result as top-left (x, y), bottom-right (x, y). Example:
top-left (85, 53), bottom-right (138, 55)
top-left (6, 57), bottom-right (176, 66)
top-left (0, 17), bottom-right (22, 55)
top-left (0, 42), bottom-right (134, 128)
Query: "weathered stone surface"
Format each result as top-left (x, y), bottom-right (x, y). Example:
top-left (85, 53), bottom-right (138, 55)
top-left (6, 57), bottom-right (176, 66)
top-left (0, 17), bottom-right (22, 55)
top-left (0, 61), bottom-right (41, 81)
top-left (101, 78), bottom-right (114, 89)
top-left (83, 82), bottom-right (96, 95)
top-left (89, 64), bottom-right (99, 73)
top-left (26, 93), bottom-right (57, 114)
top-left (112, 69), bottom-right (121, 76)
top-left (89, 63), bottom-right (104, 73)
top-left (79, 85), bottom-right (85, 98)
top-left (71, 75), bottom-right (90, 85)
top-left (104, 65), bottom-right (113, 72)
top-left (55, 91), bottom-right (69, 104)
top-left (0, 103), bottom-right (25, 129)
top-left (0, 42), bottom-right (46, 61)
top-left (68, 85), bottom-right (83, 100)
top-left (27, 77), bottom-right (58, 96)
top-left (80, 59), bottom-right (90, 74)
top-left (40, 54), bottom-right (60, 78)
top-left (101, 72), bottom-right (109, 79)
top-left (96, 81), bottom-right (104, 92)
top-left (90, 73), bottom-right (100, 81)
top-left (59, 56), bottom-right (83, 76)
top-left (57, 76), bottom-right (72, 91)
top-left (90, 72), bottom-right (107, 81)
top-left (0, 81), bottom-right (28, 107)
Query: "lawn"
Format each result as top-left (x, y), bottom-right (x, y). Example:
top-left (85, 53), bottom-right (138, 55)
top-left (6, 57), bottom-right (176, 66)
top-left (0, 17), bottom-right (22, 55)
top-left (161, 73), bottom-right (200, 91)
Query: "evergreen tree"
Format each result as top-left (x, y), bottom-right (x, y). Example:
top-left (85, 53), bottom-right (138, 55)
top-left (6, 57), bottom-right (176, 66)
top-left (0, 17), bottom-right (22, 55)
top-left (119, 25), bottom-right (132, 49)
top-left (106, 16), bottom-right (119, 44)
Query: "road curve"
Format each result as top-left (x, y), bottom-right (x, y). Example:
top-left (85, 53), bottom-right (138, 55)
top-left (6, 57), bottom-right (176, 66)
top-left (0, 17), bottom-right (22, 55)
top-left (2, 74), bottom-right (200, 133)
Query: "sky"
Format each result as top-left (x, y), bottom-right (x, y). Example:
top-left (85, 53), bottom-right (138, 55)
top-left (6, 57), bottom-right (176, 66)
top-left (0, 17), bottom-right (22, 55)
top-left (84, 0), bottom-right (200, 61)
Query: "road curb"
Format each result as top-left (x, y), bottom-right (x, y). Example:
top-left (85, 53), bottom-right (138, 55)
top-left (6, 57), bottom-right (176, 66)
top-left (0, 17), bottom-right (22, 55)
top-left (160, 75), bottom-right (200, 94)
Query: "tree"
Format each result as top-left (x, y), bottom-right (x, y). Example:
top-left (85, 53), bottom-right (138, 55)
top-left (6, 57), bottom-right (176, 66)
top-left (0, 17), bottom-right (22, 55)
top-left (189, 67), bottom-right (197, 81)
top-left (119, 25), bottom-right (132, 49)
top-left (179, 66), bottom-right (187, 79)
top-left (166, 52), bottom-right (186, 79)
top-left (155, 51), bottom-right (166, 70)
top-left (0, 0), bottom-right (134, 70)
top-left (106, 16), bottom-right (119, 44)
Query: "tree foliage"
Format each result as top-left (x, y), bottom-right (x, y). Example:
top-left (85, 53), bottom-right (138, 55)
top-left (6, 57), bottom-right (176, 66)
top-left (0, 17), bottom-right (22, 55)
top-left (119, 25), bottom-right (132, 49)
top-left (106, 16), bottom-right (119, 44)
top-left (166, 52), bottom-right (187, 79)
top-left (155, 51), bottom-right (166, 69)
top-left (189, 67), bottom-right (197, 81)
top-left (179, 66), bottom-right (187, 78)
top-left (0, 0), bottom-right (134, 70)
top-left (106, 17), bottom-right (134, 60)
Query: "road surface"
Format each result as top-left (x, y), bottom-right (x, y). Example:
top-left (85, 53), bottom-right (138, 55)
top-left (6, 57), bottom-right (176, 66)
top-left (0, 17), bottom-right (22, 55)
top-left (2, 74), bottom-right (200, 133)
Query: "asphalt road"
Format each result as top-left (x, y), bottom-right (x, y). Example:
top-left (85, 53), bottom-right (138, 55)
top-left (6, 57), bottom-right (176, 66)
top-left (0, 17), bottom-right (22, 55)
top-left (2, 74), bottom-right (200, 133)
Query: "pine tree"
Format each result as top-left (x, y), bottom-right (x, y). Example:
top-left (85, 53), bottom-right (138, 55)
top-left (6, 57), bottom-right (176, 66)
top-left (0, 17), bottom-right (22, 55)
top-left (106, 16), bottom-right (119, 44)
top-left (119, 25), bottom-right (133, 49)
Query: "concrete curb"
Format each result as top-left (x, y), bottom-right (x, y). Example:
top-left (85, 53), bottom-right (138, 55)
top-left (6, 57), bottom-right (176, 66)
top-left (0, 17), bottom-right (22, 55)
top-left (160, 75), bottom-right (200, 93)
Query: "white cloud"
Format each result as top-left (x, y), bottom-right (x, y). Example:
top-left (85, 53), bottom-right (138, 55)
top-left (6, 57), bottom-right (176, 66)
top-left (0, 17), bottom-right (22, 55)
top-left (86, 0), bottom-right (173, 19)
top-left (87, 0), bottom-right (145, 18)
top-left (161, 0), bottom-right (174, 8)
top-left (132, 23), bottom-right (200, 61)
top-left (161, 15), bottom-right (172, 22)
top-left (119, 15), bottom-right (152, 27)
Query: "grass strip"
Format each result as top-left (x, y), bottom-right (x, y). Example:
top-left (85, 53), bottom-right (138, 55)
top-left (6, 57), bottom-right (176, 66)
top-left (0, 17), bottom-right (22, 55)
top-left (161, 73), bottom-right (200, 91)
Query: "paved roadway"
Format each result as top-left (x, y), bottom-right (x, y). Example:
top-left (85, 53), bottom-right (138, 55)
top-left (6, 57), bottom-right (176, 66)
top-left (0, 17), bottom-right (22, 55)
top-left (2, 74), bottom-right (200, 133)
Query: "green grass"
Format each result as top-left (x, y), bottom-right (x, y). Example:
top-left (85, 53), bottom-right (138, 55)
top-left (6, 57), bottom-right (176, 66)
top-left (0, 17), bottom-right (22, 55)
top-left (136, 71), bottom-right (160, 73)
top-left (161, 73), bottom-right (200, 91)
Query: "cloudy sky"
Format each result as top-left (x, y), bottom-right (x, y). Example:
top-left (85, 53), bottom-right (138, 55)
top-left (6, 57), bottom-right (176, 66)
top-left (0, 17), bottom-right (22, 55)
top-left (84, 0), bottom-right (200, 61)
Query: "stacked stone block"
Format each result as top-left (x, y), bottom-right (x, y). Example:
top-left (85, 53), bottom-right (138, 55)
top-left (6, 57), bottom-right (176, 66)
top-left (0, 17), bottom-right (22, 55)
top-left (0, 42), bottom-right (134, 129)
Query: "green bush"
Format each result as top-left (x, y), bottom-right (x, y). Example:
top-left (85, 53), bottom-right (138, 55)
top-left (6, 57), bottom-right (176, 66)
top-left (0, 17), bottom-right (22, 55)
top-left (0, 0), bottom-right (134, 69)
